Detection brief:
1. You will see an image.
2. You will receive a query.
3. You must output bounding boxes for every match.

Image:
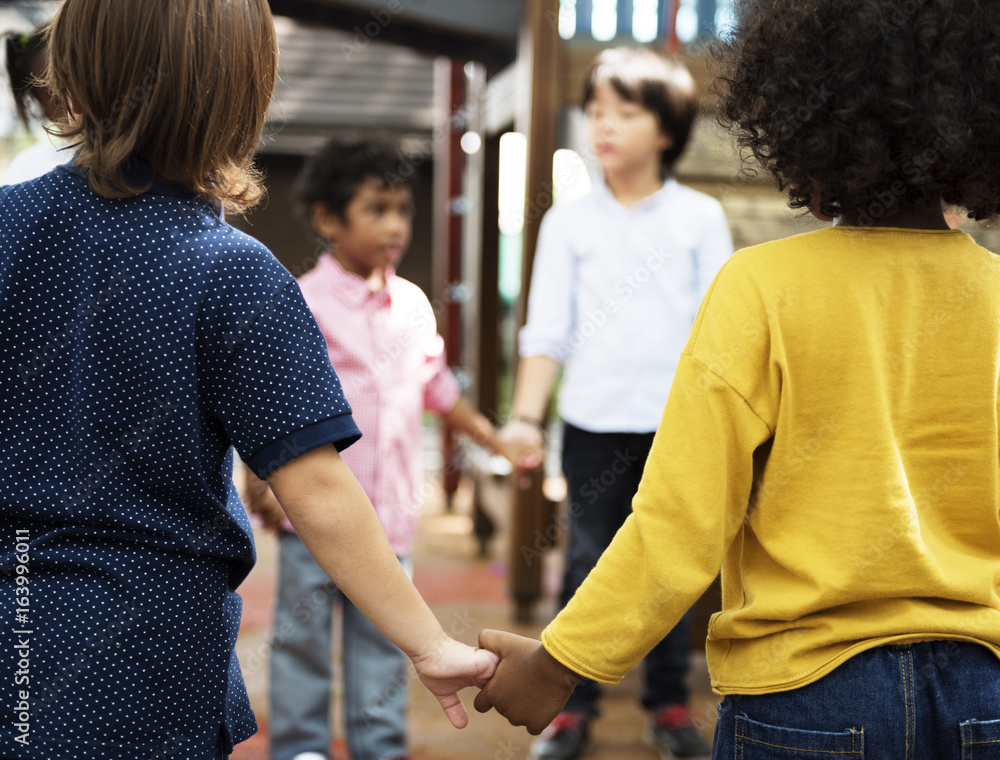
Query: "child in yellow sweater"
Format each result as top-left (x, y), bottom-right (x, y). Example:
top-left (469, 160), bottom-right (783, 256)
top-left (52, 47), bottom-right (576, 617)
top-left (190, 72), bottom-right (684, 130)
top-left (474, 0), bottom-right (1000, 757)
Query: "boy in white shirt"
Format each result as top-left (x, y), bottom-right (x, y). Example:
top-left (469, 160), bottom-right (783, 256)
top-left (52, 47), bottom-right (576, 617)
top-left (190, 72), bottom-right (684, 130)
top-left (498, 47), bottom-right (732, 760)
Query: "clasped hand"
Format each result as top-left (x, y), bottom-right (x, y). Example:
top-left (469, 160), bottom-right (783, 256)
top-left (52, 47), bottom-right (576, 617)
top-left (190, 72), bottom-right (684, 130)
top-left (408, 629), bottom-right (579, 733)
top-left (472, 629), bottom-right (581, 734)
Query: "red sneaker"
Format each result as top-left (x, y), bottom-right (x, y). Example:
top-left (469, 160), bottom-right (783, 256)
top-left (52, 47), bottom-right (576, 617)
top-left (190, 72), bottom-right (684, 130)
top-left (529, 711), bottom-right (591, 760)
top-left (649, 704), bottom-right (711, 759)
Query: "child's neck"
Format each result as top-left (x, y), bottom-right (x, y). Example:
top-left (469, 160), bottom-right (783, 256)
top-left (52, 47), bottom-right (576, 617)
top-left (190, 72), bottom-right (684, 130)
top-left (364, 270), bottom-right (387, 292)
top-left (332, 251), bottom-right (387, 292)
top-left (604, 166), bottom-right (666, 210)
top-left (834, 206), bottom-right (952, 231)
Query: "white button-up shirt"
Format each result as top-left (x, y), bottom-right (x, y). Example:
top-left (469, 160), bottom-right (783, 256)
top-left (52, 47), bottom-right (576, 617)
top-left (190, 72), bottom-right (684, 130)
top-left (520, 178), bottom-right (733, 432)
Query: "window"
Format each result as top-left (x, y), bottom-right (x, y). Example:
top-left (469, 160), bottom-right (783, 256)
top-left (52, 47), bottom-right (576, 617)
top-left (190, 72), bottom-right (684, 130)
top-left (557, 0), bottom-right (732, 43)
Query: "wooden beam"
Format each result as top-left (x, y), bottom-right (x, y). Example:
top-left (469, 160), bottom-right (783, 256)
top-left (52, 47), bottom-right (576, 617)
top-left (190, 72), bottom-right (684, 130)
top-left (517, 0), bottom-right (561, 317)
top-left (441, 60), bottom-right (466, 507)
top-left (476, 133), bottom-right (502, 420)
top-left (508, 0), bottom-right (561, 624)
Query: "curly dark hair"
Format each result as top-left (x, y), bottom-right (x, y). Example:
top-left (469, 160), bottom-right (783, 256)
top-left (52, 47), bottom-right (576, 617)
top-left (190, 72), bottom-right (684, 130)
top-left (714, 0), bottom-right (1000, 225)
top-left (294, 133), bottom-right (413, 230)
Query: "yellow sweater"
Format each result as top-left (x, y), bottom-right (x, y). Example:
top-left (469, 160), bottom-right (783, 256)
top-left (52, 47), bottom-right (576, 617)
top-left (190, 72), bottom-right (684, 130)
top-left (542, 226), bottom-right (1000, 695)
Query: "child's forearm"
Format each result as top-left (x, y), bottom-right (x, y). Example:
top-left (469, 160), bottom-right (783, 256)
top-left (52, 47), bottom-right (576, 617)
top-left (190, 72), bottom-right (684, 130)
top-left (242, 465), bottom-right (286, 529)
top-left (266, 444), bottom-right (446, 661)
top-left (442, 397), bottom-right (500, 450)
top-left (510, 355), bottom-right (561, 423)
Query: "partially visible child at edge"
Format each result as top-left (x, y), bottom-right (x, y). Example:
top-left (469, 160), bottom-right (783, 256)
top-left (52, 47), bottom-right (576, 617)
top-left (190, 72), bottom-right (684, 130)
top-left (2, 27), bottom-right (69, 184)
top-left (243, 135), bottom-right (519, 760)
top-left (495, 48), bottom-right (732, 760)
top-left (477, 1), bottom-right (1000, 758)
top-left (0, 2), bottom-right (497, 759)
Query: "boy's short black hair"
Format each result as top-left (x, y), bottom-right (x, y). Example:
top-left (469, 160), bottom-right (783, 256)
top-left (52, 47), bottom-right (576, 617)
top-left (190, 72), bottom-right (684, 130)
top-left (714, 0), bottom-right (1000, 225)
top-left (295, 134), bottom-right (409, 228)
top-left (583, 47), bottom-right (698, 177)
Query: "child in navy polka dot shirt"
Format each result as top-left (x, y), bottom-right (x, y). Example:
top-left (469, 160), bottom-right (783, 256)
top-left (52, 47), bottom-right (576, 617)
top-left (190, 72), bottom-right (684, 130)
top-left (0, 2), bottom-right (497, 759)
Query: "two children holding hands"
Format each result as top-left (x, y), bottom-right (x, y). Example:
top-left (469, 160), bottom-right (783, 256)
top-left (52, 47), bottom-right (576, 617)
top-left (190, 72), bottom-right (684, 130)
top-left (4, 2), bottom-right (999, 760)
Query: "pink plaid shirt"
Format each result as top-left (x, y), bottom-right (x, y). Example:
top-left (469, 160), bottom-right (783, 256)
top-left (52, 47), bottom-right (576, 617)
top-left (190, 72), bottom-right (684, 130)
top-left (284, 253), bottom-right (461, 554)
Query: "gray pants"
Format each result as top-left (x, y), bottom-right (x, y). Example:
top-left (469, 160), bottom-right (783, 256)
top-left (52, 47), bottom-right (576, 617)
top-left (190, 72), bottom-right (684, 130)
top-left (269, 532), bottom-right (410, 760)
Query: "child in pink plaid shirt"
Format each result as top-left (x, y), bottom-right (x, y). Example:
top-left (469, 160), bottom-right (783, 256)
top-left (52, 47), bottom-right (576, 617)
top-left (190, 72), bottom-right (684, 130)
top-left (247, 135), bottom-right (515, 760)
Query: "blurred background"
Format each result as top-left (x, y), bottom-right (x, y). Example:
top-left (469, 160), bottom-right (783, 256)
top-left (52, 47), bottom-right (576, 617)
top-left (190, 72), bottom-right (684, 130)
top-left (2, 2), bottom-right (998, 757)
top-left (5, 0), bottom-right (997, 436)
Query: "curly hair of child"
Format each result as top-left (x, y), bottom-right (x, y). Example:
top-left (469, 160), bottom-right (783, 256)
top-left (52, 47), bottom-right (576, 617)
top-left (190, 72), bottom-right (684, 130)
top-left (713, 0), bottom-right (1000, 225)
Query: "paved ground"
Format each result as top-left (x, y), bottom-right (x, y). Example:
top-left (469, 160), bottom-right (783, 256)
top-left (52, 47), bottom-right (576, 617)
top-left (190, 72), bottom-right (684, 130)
top-left (230, 477), bottom-right (721, 760)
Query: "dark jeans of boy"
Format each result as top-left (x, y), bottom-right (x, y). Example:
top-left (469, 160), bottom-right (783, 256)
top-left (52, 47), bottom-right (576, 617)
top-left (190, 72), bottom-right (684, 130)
top-left (713, 640), bottom-right (1000, 759)
top-left (560, 422), bottom-right (696, 718)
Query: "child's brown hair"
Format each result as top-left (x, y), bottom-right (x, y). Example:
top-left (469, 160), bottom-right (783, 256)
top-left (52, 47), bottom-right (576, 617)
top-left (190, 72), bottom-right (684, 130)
top-left (43, 0), bottom-right (278, 213)
top-left (583, 47), bottom-right (698, 177)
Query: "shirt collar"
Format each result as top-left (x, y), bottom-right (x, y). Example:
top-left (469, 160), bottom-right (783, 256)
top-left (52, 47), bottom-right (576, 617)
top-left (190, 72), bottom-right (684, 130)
top-left (592, 175), bottom-right (679, 212)
top-left (58, 155), bottom-right (223, 218)
top-left (318, 253), bottom-right (395, 307)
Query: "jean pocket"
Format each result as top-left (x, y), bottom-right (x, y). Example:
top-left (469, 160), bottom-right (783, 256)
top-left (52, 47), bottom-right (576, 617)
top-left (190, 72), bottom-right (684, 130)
top-left (735, 715), bottom-right (864, 759)
top-left (961, 718), bottom-right (1000, 759)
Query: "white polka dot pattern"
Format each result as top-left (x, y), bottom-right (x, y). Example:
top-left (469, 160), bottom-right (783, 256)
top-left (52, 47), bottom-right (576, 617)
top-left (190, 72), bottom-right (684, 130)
top-left (0, 161), bottom-right (361, 759)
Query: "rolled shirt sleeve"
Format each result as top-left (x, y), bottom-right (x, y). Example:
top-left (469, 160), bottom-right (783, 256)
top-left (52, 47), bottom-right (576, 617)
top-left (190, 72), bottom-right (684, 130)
top-left (518, 205), bottom-right (577, 362)
top-left (422, 331), bottom-right (462, 414)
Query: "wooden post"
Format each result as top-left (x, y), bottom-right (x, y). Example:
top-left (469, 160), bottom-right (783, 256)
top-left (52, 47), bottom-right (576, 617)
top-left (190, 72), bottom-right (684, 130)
top-left (470, 89), bottom-right (502, 557)
top-left (440, 59), bottom-right (467, 510)
top-left (509, 0), bottom-right (561, 623)
top-left (477, 132), bottom-right (502, 424)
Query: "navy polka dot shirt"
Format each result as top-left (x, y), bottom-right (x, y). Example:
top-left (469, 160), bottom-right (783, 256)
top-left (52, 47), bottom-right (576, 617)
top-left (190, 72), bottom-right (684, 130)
top-left (0, 160), bottom-right (361, 759)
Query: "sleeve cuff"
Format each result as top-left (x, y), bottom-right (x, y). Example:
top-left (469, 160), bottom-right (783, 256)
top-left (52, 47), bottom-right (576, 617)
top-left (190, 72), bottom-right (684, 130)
top-left (246, 414), bottom-right (362, 479)
top-left (518, 332), bottom-right (570, 364)
top-left (425, 370), bottom-right (462, 414)
top-left (540, 627), bottom-right (623, 685)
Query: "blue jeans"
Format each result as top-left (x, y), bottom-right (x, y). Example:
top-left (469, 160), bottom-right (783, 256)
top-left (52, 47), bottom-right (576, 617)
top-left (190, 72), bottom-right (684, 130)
top-left (712, 641), bottom-right (1000, 759)
top-left (560, 423), bottom-right (696, 718)
top-left (269, 533), bottom-right (410, 760)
